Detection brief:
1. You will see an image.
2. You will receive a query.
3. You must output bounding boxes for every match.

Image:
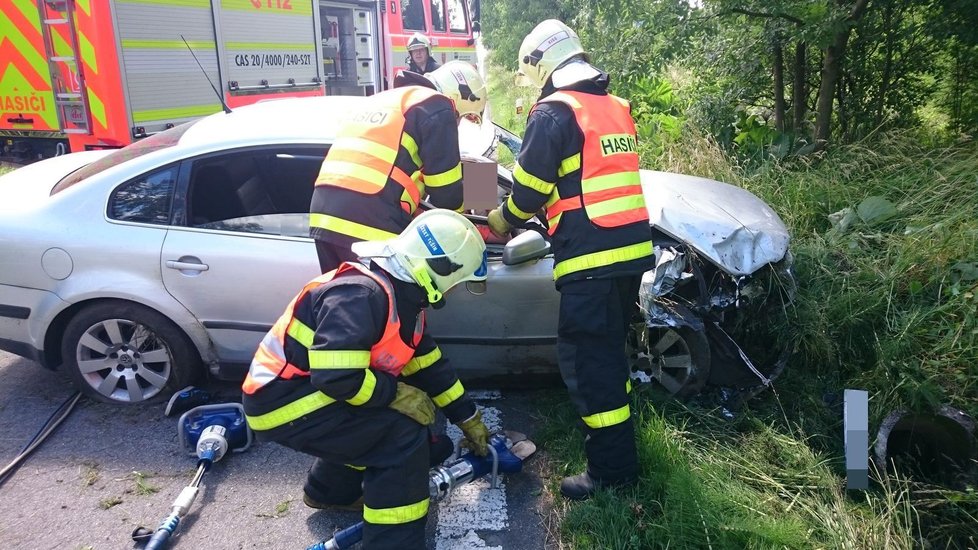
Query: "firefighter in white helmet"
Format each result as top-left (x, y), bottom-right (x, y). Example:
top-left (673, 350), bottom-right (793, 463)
top-left (488, 19), bottom-right (654, 501)
top-left (243, 209), bottom-right (491, 550)
top-left (406, 32), bottom-right (439, 73)
top-left (310, 60), bottom-right (486, 273)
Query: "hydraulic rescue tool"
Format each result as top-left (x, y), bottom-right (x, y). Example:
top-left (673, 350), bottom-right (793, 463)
top-left (132, 403), bottom-right (253, 550)
top-left (305, 431), bottom-right (537, 550)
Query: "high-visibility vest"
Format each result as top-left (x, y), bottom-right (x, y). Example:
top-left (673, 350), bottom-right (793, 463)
top-left (538, 91), bottom-right (649, 236)
top-left (242, 262), bottom-right (424, 396)
top-left (314, 86), bottom-right (441, 215)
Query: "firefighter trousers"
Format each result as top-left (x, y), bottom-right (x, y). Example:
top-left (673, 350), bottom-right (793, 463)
top-left (556, 276), bottom-right (641, 483)
top-left (281, 406), bottom-right (430, 550)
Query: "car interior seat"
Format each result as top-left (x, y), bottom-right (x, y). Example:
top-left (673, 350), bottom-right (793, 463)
top-left (190, 164), bottom-right (245, 225)
top-left (235, 173), bottom-right (277, 217)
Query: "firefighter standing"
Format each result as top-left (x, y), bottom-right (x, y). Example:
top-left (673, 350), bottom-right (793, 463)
top-left (309, 60), bottom-right (486, 273)
top-left (243, 210), bottom-right (491, 550)
top-left (406, 32), bottom-right (440, 73)
top-left (487, 20), bottom-right (654, 501)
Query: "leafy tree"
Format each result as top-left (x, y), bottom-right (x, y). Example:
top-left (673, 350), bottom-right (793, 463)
top-left (480, 0), bottom-right (574, 70)
top-left (482, 0), bottom-right (978, 147)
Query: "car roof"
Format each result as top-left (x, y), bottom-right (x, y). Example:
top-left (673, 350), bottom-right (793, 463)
top-left (175, 94), bottom-right (495, 158)
top-left (177, 95), bottom-right (371, 148)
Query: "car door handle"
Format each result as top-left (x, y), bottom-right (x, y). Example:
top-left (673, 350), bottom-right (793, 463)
top-left (166, 259), bottom-right (209, 272)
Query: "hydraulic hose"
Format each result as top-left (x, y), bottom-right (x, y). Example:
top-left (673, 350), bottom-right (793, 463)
top-left (0, 391), bottom-right (82, 488)
top-left (143, 460), bottom-right (211, 550)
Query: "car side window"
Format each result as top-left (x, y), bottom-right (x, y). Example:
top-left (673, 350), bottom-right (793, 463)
top-left (185, 147), bottom-right (328, 236)
top-left (108, 166), bottom-right (178, 225)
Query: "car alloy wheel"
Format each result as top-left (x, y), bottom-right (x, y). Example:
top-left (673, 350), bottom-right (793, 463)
top-left (627, 324), bottom-right (711, 399)
top-left (62, 301), bottom-right (200, 404)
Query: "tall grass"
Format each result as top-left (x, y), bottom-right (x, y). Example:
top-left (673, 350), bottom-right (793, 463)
top-left (536, 390), bottom-right (920, 549)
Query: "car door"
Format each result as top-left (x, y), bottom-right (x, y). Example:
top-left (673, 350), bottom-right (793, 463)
top-left (160, 146), bottom-right (327, 366)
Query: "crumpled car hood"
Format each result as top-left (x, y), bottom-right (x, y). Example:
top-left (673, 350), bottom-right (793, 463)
top-left (641, 171), bottom-right (790, 276)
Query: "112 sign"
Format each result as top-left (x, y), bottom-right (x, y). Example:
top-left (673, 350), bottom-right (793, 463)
top-left (250, 0), bottom-right (292, 9)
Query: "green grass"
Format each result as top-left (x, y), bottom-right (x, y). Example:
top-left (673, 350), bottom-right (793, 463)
top-left (535, 389), bottom-right (921, 549)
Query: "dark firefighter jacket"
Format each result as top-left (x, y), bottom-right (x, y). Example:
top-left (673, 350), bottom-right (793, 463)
top-left (310, 71), bottom-right (463, 249)
top-left (242, 262), bottom-right (475, 441)
top-left (500, 73), bottom-right (654, 287)
top-left (407, 55), bottom-right (440, 74)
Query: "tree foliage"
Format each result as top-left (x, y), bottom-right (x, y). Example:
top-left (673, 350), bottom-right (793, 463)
top-left (481, 0), bottom-right (978, 149)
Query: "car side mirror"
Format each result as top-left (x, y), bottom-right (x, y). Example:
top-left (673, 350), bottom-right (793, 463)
top-left (502, 230), bottom-right (551, 265)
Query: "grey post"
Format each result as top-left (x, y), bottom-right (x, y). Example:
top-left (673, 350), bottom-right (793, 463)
top-left (844, 389), bottom-right (869, 490)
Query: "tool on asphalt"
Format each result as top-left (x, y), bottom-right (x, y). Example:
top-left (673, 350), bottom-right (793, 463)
top-left (132, 403), bottom-right (253, 549)
top-left (163, 385), bottom-right (211, 418)
top-left (305, 430), bottom-right (537, 550)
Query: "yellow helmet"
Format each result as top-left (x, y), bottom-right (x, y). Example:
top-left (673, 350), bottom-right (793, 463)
top-left (517, 19), bottom-right (585, 89)
top-left (353, 210), bottom-right (488, 308)
top-left (425, 60), bottom-right (487, 124)
top-left (407, 32), bottom-right (432, 53)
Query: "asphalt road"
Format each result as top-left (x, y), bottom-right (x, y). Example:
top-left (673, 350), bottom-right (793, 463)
top-left (0, 351), bottom-right (560, 550)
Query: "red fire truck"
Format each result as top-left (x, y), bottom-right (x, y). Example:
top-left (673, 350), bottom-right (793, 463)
top-left (1, 0), bottom-right (480, 160)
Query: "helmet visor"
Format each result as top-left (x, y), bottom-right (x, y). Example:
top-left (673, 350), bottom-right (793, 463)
top-left (465, 249), bottom-right (488, 295)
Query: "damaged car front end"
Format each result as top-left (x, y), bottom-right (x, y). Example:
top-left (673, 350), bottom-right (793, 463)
top-left (631, 172), bottom-right (796, 407)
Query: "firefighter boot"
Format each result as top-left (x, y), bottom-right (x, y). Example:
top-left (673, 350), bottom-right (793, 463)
top-left (559, 471), bottom-right (636, 501)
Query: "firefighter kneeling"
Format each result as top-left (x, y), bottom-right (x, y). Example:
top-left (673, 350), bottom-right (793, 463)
top-left (242, 209), bottom-right (490, 550)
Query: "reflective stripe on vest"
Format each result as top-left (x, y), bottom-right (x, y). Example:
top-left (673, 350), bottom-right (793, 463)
top-left (552, 240), bottom-right (654, 280)
top-left (314, 87), bottom-right (440, 211)
top-left (309, 213), bottom-right (400, 242)
top-left (242, 263), bottom-right (423, 430)
top-left (537, 91), bottom-right (649, 236)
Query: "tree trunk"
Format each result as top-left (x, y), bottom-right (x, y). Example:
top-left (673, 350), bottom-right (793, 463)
top-left (773, 38), bottom-right (785, 132)
top-left (875, 1), bottom-right (894, 125)
top-left (792, 41), bottom-right (807, 133)
top-left (814, 0), bottom-right (871, 146)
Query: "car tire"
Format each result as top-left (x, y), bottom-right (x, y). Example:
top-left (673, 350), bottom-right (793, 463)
top-left (61, 302), bottom-right (201, 405)
top-left (627, 325), bottom-right (711, 399)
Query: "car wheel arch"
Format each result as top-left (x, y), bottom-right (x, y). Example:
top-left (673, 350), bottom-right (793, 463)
top-left (44, 297), bottom-right (215, 371)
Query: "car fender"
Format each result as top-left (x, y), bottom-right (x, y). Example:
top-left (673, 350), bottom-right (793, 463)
top-left (44, 275), bottom-right (220, 368)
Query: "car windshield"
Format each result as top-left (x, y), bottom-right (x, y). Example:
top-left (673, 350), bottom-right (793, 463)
top-left (51, 121), bottom-right (200, 195)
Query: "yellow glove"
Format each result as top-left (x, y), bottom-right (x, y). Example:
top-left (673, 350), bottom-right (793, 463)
top-left (456, 409), bottom-right (490, 456)
top-left (389, 383), bottom-right (436, 425)
top-left (486, 208), bottom-right (513, 239)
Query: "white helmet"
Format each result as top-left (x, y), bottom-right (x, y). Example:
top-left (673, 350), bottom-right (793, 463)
top-left (407, 32), bottom-right (432, 53)
top-left (517, 19), bottom-right (585, 89)
top-left (425, 60), bottom-right (487, 124)
top-left (353, 209), bottom-right (488, 308)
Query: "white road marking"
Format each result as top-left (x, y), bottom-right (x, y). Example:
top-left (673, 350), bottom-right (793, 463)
top-left (436, 400), bottom-right (506, 550)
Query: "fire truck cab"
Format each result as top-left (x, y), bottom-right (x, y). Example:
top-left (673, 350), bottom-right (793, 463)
top-left (0, 0), bottom-right (481, 161)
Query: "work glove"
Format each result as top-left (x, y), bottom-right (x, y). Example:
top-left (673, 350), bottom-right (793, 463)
top-left (456, 409), bottom-right (490, 456)
top-left (486, 208), bottom-right (513, 239)
top-left (389, 383), bottom-right (436, 426)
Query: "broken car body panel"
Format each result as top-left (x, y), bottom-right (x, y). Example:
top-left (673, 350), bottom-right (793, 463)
top-left (640, 171), bottom-right (790, 277)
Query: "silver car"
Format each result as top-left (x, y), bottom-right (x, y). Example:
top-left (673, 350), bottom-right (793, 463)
top-left (0, 96), bottom-right (790, 405)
